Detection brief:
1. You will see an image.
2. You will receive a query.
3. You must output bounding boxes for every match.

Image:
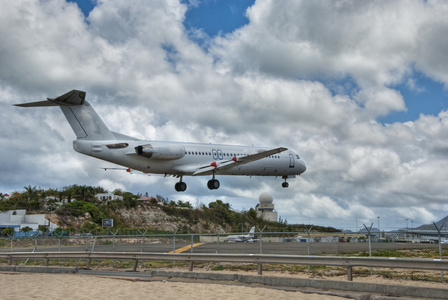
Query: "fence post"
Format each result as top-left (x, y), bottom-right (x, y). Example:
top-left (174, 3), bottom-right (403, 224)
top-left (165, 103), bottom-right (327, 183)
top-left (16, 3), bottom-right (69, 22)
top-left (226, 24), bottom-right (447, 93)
top-left (364, 223), bottom-right (374, 276)
top-left (217, 232), bottom-right (220, 253)
top-left (257, 226), bottom-right (266, 254)
top-left (305, 226), bottom-right (313, 273)
top-left (347, 266), bottom-right (353, 281)
top-left (258, 263), bottom-right (263, 275)
top-left (133, 259), bottom-right (139, 272)
top-left (173, 230), bottom-right (177, 267)
top-left (433, 222), bottom-right (445, 283)
top-left (189, 261), bottom-right (193, 272)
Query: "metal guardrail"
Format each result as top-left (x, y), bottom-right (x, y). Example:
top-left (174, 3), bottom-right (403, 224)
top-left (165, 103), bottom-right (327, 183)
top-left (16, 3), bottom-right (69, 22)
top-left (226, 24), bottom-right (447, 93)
top-left (1, 251), bottom-right (447, 281)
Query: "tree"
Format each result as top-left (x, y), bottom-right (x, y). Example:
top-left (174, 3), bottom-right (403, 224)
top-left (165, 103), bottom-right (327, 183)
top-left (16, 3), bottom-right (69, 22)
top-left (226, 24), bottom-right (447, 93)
top-left (20, 226), bottom-right (32, 237)
top-left (38, 225), bottom-right (49, 235)
top-left (23, 185), bottom-right (39, 201)
top-left (53, 227), bottom-right (66, 236)
top-left (113, 188), bottom-right (123, 196)
top-left (1, 227), bottom-right (15, 237)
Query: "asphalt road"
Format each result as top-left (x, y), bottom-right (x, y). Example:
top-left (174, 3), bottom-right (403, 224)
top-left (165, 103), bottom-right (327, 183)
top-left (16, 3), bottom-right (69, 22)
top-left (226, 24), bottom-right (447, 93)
top-left (4, 240), bottom-right (445, 255)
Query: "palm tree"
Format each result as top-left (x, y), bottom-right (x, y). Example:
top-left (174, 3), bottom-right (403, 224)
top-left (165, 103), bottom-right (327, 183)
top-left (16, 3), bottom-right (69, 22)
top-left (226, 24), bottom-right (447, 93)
top-left (23, 185), bottom-right (38, 201)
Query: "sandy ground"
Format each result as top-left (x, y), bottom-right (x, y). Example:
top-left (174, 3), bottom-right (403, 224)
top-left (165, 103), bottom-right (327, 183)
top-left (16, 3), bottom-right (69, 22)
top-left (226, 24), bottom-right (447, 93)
top-left (210, 268), bottom-right (448, 289)
top-left (0, 272), bottom-right (349, 300)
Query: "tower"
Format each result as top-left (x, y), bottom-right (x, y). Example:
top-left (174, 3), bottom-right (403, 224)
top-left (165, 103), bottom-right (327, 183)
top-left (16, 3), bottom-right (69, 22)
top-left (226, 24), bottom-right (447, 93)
top-left (256, 192), bottom-right (278, 222)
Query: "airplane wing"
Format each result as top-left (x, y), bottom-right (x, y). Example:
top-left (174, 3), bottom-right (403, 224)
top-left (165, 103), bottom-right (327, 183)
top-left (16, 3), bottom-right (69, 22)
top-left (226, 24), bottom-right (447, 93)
top-left (192, 147), bottom-right (288, 176)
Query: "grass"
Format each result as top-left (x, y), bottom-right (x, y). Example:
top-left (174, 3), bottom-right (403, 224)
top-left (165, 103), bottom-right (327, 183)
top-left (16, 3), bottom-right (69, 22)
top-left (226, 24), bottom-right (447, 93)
top-left (348, 248), bottom-right (447, 259)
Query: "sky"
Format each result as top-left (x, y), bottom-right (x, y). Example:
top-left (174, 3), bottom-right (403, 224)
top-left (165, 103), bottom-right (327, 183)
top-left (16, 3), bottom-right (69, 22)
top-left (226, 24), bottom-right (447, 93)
top-left (1, 0), bottom-right (448, 231)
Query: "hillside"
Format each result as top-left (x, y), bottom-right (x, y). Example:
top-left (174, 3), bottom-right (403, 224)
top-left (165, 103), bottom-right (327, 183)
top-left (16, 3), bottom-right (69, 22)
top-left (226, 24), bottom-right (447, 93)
top-left (1, 185), bottom-right (340, 234)
top-left (47, 200), bottom-right (340, 234)
top-left (417, 216), bottom-right (448, 231)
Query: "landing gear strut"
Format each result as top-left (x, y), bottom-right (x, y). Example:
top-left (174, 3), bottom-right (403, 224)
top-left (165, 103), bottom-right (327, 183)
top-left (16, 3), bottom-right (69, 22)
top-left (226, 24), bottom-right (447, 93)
top-left (282, 176), bottom-right (289, 188)
top-left (207, 173), bottom-right (220, 190)
top-left (175, 176), bottom-right (187, 192)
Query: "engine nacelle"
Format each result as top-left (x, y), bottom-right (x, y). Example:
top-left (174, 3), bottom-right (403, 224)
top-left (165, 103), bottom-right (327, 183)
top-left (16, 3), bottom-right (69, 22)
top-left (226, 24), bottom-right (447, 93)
top-left (135, 144), bottom-right (185, 160)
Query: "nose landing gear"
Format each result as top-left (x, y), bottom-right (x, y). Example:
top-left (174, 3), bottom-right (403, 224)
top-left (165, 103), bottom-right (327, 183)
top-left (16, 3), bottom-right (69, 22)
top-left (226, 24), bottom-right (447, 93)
top-left (282, 176), bottom-right (289, 188)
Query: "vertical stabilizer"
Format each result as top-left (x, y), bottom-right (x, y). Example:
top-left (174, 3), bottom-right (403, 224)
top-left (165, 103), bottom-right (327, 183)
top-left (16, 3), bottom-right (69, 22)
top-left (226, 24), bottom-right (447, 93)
top-left (15, 90), bottom-right (116, 141)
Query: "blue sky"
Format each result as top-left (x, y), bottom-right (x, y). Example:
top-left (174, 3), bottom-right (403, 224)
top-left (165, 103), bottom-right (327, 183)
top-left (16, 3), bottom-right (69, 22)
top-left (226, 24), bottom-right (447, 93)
top-left (2, 0), bottom-right (448, 230)
top-left (383, 72), bottom-right (448, 123)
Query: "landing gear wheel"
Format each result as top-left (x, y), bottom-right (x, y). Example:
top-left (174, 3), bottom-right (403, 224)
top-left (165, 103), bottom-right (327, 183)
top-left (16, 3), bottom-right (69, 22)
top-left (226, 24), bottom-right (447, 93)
top-left (175, 181), bottom-right (187, 192)
top-left (282, 181), bottom-right (289, 188)
top-left (207, 179), bottom-right (220, 190)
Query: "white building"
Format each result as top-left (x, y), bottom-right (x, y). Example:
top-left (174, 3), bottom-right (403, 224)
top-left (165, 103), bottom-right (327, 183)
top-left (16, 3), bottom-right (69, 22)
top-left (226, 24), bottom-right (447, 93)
top-left (255, 192), bottom-right (278, 222)
top-left (0, 209), bottom-right (58, 233)
top-left (95, 193), bottom-right (123, 202)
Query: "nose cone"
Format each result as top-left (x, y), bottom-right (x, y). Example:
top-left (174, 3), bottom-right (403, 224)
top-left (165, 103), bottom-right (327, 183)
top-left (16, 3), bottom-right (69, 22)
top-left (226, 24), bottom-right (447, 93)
top-left (298, 159), bottom-right (307, 174)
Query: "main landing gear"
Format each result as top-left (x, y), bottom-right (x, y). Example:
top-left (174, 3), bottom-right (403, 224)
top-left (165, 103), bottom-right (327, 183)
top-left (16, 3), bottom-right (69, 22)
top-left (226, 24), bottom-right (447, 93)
top-left (282, 176), bottom-right (289, 188)
top-left (175, 176), bottom-right (187, 192)
top-left (174, 175), bottom-right (219, 192)
top-left (207, 173), bottom-right (220, 190)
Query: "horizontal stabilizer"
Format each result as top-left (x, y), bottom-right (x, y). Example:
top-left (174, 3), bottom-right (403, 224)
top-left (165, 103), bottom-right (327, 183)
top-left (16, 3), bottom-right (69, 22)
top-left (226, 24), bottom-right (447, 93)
top-left (14, 100), bottom-right (58, 107)
top-left (14, 90), bottom-right (86, 107)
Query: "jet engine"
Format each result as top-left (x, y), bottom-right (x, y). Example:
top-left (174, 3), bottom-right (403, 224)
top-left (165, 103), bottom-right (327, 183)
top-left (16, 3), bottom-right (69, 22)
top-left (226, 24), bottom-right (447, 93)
top-left (135, 144), bottom-right (185, 160)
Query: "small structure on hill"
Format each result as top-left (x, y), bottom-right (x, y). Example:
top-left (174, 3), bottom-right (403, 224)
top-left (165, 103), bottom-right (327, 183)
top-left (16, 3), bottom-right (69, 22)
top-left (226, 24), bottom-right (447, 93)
top-left (255, 192), bottom-right (278, 222)
top-left (95, 193), bottom-right (123, 203)
top-left (0, 209), bottom-right (58, 236)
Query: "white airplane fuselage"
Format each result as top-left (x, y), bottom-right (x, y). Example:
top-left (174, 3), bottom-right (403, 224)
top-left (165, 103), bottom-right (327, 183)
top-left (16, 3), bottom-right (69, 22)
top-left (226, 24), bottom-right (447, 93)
top-left (16, 90), bottom-right (306, 192)
top-left (73, 139), bottom-right (306, 177)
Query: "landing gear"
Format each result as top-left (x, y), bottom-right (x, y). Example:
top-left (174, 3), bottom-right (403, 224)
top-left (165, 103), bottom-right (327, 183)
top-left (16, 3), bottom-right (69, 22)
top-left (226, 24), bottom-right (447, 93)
top-left (282, 176), bottom-right (289, 188)
top-left (207, 179), bottom-right (220, 190)
top-left (207, 173), bottom-right (220, 190)
top-left (175, 176), bottom-right (187, 192)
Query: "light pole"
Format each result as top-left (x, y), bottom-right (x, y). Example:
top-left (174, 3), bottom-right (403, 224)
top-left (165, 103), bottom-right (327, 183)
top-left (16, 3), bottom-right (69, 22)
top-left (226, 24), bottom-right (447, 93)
top-left (406, 218), bottom-right (409, 240)
top-left (377, 216), bottom-right (380, 232)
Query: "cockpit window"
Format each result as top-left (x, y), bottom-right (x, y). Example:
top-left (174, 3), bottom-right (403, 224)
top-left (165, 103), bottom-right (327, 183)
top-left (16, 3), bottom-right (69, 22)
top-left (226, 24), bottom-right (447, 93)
top-left (296, 155), bottom-right (300, 159)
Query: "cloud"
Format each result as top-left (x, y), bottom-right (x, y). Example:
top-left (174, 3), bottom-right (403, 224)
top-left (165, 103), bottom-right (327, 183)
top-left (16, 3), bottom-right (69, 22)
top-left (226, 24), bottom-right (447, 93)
top-left (1, 0), bottom-right (448, 230)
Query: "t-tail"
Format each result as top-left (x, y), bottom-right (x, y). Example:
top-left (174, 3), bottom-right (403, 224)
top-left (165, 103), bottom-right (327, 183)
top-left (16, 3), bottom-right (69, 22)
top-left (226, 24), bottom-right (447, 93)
top-left (15, 90), bottom-right (116, 140)
top-left (248, 226), bottom-right (255, 236)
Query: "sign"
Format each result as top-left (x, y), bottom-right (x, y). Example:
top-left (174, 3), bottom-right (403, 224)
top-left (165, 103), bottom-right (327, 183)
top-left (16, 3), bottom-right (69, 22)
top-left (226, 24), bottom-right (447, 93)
top-left (102, 219), bottom-right (113, 228)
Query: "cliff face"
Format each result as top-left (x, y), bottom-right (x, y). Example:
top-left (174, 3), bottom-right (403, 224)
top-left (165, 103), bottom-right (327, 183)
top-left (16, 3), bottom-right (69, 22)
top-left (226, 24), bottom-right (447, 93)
top-left (48, 205), bottom-right (227, 233)
top-left (116, 206), bottom-right (179, 231)
top-left (115, 206), bottom-right (226, 232)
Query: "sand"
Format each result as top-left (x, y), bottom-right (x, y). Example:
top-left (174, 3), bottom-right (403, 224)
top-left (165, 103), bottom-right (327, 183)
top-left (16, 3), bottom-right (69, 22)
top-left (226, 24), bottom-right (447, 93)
top-left (0, 272), bottom-right (346, 300)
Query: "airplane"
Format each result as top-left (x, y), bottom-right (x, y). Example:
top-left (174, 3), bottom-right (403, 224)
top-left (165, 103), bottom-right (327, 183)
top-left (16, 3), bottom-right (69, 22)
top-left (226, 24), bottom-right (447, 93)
top-left (15, 90), bottom-right (306, 192)
top-left (224, 226), bottom-right (256, 242)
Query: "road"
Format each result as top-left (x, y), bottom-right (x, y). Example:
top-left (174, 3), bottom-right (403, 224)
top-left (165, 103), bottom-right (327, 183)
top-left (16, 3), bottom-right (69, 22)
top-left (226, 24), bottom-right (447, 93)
top-left (3, 239), bottom-right (445, 255)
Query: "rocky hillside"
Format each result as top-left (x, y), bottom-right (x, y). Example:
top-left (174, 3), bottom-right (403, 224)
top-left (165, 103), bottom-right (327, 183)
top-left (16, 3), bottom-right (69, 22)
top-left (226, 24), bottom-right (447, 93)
top-left (46, 200), bottom-right (340, 234)
top-left (48, 202), bottom-right (236, 233)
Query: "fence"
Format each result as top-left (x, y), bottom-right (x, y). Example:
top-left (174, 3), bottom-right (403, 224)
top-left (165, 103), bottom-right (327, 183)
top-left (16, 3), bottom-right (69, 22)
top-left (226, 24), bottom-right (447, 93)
top-left (2, 251), bottom-right (448, 281)
top-left (1, 231), bottom-right (447, 282)
top-left (1, 231), bottom-right (447, 255)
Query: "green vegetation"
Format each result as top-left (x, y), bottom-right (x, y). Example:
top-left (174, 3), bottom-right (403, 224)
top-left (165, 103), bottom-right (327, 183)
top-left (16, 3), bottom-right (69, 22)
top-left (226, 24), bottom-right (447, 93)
top-left (1, 185), bottom-right (340, 234)
top-left (352, 248), bottom-right (448, 259)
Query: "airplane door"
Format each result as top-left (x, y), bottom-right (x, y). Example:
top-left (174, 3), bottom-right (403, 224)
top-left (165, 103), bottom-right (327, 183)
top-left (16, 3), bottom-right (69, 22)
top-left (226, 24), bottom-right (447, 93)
top-left (289, 154), bottom-right (295, 168)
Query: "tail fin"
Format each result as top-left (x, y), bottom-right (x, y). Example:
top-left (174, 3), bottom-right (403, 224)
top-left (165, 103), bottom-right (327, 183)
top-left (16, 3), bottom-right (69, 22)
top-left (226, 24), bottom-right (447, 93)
top-left (15, 90), bottom-right (116, 140)
top-left (248, 226), bottom-right (255, 236)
